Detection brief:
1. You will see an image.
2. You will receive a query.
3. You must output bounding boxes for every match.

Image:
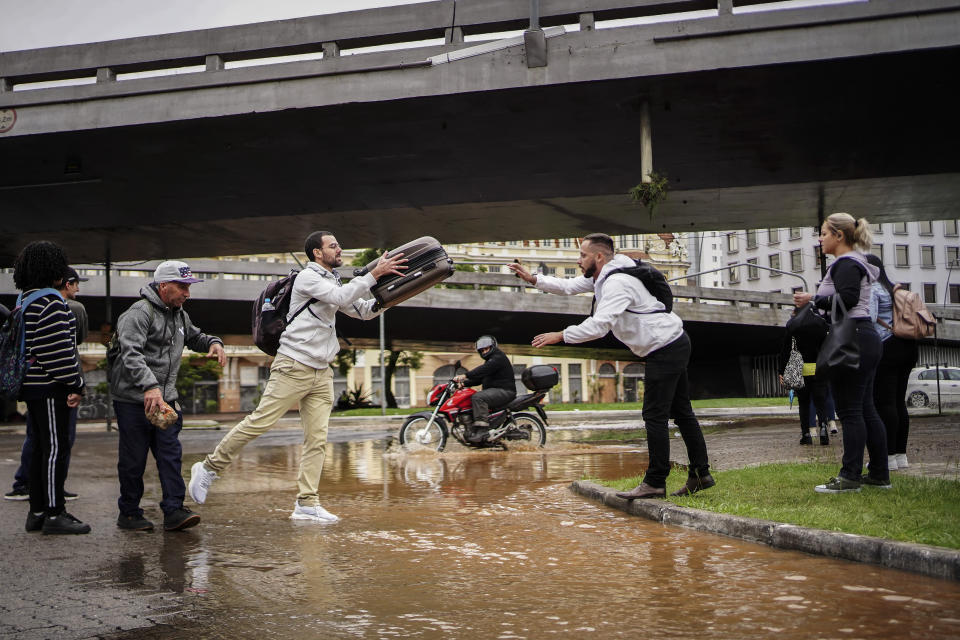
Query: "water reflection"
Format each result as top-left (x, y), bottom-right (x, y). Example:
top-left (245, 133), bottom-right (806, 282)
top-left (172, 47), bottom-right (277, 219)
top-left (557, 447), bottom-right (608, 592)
top-left (100, 432), bottom-right (960, 639)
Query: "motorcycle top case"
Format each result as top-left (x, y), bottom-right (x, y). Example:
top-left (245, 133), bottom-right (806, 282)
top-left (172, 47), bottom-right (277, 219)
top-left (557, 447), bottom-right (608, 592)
top-left (362, 236), bottom-right (454, 309)
top-left (521, 365), bottom-right (559, 391)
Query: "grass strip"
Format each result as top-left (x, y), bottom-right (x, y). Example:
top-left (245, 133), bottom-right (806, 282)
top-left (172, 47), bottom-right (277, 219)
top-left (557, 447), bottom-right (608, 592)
top-left (594, 462), bottom-right (960, 550)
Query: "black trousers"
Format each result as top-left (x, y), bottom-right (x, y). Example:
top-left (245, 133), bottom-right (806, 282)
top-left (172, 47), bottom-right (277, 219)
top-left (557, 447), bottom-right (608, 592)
top-left (796, 374), bottom-right (829, 435)
top-left (26, 395), bottom-right (72, 516)
top-left (471, 388), bottom-right (516, 422)
top-left (641, 332), bottom-right (710, 488)
top-left (115, 400), bottom-right (186, 517)
top-left (827, 320), bottom-right (887, 482)
top-left (873, 336), bottom-right (918, 455)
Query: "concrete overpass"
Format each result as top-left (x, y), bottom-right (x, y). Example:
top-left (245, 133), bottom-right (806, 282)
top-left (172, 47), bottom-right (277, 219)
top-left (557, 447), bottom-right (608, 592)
top-left (1, 0), bottom-right (959, 265)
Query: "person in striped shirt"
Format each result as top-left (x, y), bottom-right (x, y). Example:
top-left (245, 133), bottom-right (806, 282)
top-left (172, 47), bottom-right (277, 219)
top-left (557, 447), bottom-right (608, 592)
top-left (13, 241), bottom-right (90, 535)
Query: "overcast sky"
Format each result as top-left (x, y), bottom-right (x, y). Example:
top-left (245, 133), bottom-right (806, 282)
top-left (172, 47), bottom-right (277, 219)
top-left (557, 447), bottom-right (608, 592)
top-left (0, 0), bottom-right (423, 52)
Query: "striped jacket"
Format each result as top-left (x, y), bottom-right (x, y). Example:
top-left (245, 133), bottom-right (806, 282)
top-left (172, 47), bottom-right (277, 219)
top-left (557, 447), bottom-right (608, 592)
top-left (21, 290), bottom-right (84, 399)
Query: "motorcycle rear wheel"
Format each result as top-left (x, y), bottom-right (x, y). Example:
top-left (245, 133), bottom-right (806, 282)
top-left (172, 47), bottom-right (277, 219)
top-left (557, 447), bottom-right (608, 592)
top-left (399, 414), bottom-right (449, 452)
top-left (507, 412), bottom-right (547, 447)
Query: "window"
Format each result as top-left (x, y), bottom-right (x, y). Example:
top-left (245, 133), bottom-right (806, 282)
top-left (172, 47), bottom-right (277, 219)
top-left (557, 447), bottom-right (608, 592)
top-left (564, 267), bottom-right (577, 277)
top-left (747, 257), bottom-right (759, 280)
top-left (950, 284), bottom-right (960, 304)
top-left (567, 364), bottom-right (582, 403)
top-left (726, 233), bottom-right (739, 253)
top-left (768, 253), bottom-right (781, 275)
top-left (768, 228), bottom-right (780, 244)
top-left (899, 282), bottom-right (911, 291)
top-left (921, 246), bottom-right (935, 268)
top-left (488, 265), bottom-right (501, 273)
top-left (947, 247), bottom-right (960, 268)
top-left (918, 221), bottom-right (933, 235)
top-left (814, 245), bottom-right (822, 270)
top-left (790, 249), bottom-right (803, 272)
top-left (946, 220), bottom-right (959, 237)
top-left (872, 244), bottom-right (884, 262)
top-left (728, 262), bottom-right (740, 284)
top-left (789, 227), bottom-right (802, 240)
top-left (893, 222), bottom-right (908, 234)
top-left (895, 245), bottom-right (909, 267)
top-left (869, 223), bottom-right (883, 233)
top-left (561, 238), bottom-right (573, 248)
top-left (629, 234), bottom-right (639, 248)
top-left (746, 230), bottom-right (758, 249)
top-left (923, 283), bottom-right (937, 304)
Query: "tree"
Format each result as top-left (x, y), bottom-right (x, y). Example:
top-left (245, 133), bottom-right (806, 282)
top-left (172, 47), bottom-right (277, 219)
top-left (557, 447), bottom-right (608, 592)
top-left (381, 349), bottom-right (424, 408)
top-left (351, 247), bottom-right (385, 268)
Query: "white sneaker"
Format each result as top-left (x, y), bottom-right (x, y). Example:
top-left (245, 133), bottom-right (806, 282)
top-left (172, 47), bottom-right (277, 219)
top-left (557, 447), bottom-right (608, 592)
top-left (290, 501), bottom-right (339, 523)
top-left (887, 455), bottom-right (899, 471)
top-left (828, 420), bottom-right (839, 434)
top-left (896, 453), bottom-right (909, 469)
top-left (188, 461), bottom-right (218, 504)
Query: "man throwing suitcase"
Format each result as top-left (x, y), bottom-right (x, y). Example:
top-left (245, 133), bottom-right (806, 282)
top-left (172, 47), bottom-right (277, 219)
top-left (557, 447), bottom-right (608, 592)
top-left (509, 233), bottom-right (714, 499)
top-left (188, 231), bottom-right (406, 523)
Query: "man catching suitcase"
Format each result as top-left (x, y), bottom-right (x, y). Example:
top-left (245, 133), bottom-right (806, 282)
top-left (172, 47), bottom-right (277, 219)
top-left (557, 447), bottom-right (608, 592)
top-left (188, 231), bottom-right (406, 523)
top-left (509, 233), bottom-right (714, 499)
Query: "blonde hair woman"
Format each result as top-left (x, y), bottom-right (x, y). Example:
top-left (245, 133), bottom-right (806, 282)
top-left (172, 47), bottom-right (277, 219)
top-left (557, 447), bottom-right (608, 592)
top-left (793, 213), bottom-right (887, 493)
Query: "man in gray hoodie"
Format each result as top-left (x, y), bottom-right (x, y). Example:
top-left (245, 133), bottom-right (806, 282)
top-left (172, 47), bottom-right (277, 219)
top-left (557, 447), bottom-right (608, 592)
top-left (110, 261), bottom-right (225, 532)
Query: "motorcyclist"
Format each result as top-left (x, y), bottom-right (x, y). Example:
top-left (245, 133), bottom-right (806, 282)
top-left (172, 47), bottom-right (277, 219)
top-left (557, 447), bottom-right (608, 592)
top-left (454, 336), bottom-right (517, 443)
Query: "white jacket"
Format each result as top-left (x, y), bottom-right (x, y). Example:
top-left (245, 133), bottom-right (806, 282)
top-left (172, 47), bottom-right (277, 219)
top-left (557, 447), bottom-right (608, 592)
top-left (535, 254), bottom-right (683, 357)
top-left (277, 262), bottom-right (381, 369)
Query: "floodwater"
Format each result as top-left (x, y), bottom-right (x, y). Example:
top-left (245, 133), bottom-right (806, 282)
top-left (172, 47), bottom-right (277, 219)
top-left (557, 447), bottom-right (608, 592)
top-left (103, 429), bottom-right (960, 639)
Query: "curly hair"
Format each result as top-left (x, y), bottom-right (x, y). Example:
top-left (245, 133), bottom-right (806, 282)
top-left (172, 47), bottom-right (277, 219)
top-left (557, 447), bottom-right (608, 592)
top-left (13, 241), bottom-right (68, 291)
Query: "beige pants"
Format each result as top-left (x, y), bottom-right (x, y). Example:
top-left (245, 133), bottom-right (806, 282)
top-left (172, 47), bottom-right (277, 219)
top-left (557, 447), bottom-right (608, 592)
top-left (204, 354), bottom-right (333, 502)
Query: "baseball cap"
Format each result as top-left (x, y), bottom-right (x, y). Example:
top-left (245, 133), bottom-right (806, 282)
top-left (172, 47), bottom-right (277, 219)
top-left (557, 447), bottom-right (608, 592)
top-left (153, 260), bottom-right (203, 284)
top-left (64, 266), bottom-right (89, 283)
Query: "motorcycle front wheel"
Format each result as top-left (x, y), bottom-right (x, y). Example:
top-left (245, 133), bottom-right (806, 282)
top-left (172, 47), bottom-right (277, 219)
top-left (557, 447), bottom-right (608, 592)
top-left (508, 412), bottom-right (547, 447)
top-left (399, 414), bottom-right (449, 452)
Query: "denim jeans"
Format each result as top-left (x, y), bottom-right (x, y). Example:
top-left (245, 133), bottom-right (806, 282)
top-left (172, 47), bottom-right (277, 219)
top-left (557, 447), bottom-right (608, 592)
top-left (115, 400), bottom-right (185, 517)
top-left (827, 320), bottom-right (888, 482)
top-left (641, 332), bottom-right (710, 488)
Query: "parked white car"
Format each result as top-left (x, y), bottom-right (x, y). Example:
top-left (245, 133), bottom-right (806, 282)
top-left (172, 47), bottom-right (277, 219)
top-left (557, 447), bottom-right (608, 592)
top-left (905, 367), bottom-right (960, 408)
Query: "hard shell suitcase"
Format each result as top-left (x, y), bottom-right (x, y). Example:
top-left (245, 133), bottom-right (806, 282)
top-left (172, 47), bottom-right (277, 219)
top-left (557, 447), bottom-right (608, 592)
top-left (359, 236), bottom-right (454, 309)
top-left (521, 365), bottom-right (559, 391)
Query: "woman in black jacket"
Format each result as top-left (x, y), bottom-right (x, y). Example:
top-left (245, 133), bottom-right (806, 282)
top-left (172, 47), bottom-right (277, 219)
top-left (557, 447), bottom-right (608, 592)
top-left (793, 213), bottom-right (887, 494)
top-left (778, 320), bottom-right (829, 445)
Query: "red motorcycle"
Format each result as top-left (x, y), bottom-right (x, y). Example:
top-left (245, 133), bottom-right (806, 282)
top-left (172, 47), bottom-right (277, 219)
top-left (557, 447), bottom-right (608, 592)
top-left (398, 365), bottom-right (558, 452)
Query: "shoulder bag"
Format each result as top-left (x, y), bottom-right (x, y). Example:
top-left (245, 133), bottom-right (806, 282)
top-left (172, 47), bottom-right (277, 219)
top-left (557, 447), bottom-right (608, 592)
top-left (816, 294), bottom-right (860, 378)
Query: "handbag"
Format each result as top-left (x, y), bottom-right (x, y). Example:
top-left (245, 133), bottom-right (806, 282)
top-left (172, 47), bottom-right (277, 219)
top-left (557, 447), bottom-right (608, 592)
top-left (786, 302), bottom-right (828, 342)
top-left (816, 294), bottom-right (860, 377)
top-left (782, 337), bottom-right (805, 390)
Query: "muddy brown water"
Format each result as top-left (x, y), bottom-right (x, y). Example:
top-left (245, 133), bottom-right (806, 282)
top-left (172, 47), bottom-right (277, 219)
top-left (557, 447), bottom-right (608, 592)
top-left (74, 428), bottom-right (959, 639)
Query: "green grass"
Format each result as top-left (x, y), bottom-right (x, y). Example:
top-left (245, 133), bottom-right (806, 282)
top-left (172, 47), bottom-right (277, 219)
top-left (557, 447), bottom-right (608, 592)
top-left (594, 462), bottom-right (960, 549)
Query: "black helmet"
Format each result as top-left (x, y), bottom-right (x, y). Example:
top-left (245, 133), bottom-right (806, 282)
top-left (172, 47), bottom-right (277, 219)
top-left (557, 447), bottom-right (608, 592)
top-left (476, 335), bottom-right (497, 359)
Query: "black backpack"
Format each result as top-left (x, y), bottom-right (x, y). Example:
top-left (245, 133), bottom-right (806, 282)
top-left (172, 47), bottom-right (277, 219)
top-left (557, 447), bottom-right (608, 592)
top-left (252, 270), bottom-right (315, 356)
top-left (606, 259), bottom-right (674, 313)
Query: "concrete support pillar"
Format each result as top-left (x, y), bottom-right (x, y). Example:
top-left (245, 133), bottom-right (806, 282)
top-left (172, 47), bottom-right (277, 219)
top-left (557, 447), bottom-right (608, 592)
top-left (0, 78), bottom-right (12, 93)
top-left (219, 355), bottom-right (241, 413)
top-left (579, 13), bottom-right (595, 32)
top-left (640, 101), bottom-right (653, 183)
top-left (96, 67), bottom-right (116, 83)
top-left (718, 0), bottom-right (734, 16)
top-left (205, 54), bottom-right (224, 72)
top-left (444, 26), bottom-right (463, 44)
top-left (322, 42), bottom-right (340, 58)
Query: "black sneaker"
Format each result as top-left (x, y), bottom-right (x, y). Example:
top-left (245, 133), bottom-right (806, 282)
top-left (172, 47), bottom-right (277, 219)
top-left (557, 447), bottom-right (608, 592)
top-left (861, 475), bottom-right (892, 490)
top-left (42, 512), bottom-right (91, 535)
top-left (25, 512), bottom-right (44, 532)
top-left (799, 434), bottom-right (813, 445)
top-left (164, 507), bottom-right (200, 531)
top-left (117, 513), bottom-right (155, 531)
top-left (64, 490), bottom-right (78, 501)
top-left (4, 488), bottom-right (29, 501)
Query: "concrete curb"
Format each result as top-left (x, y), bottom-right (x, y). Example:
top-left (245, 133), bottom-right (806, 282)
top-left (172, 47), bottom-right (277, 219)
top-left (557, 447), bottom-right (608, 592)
top-left (570, 480), bottom-right (960, 582)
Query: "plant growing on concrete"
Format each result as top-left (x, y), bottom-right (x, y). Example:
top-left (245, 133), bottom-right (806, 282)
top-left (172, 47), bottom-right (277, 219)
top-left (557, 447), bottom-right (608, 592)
top-left (629, 171), bottom-right (669, 219)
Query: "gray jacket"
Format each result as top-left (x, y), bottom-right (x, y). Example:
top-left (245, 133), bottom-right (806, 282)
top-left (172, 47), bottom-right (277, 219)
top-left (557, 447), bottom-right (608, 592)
top-left (109, 284), bottom-right (223, 404)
